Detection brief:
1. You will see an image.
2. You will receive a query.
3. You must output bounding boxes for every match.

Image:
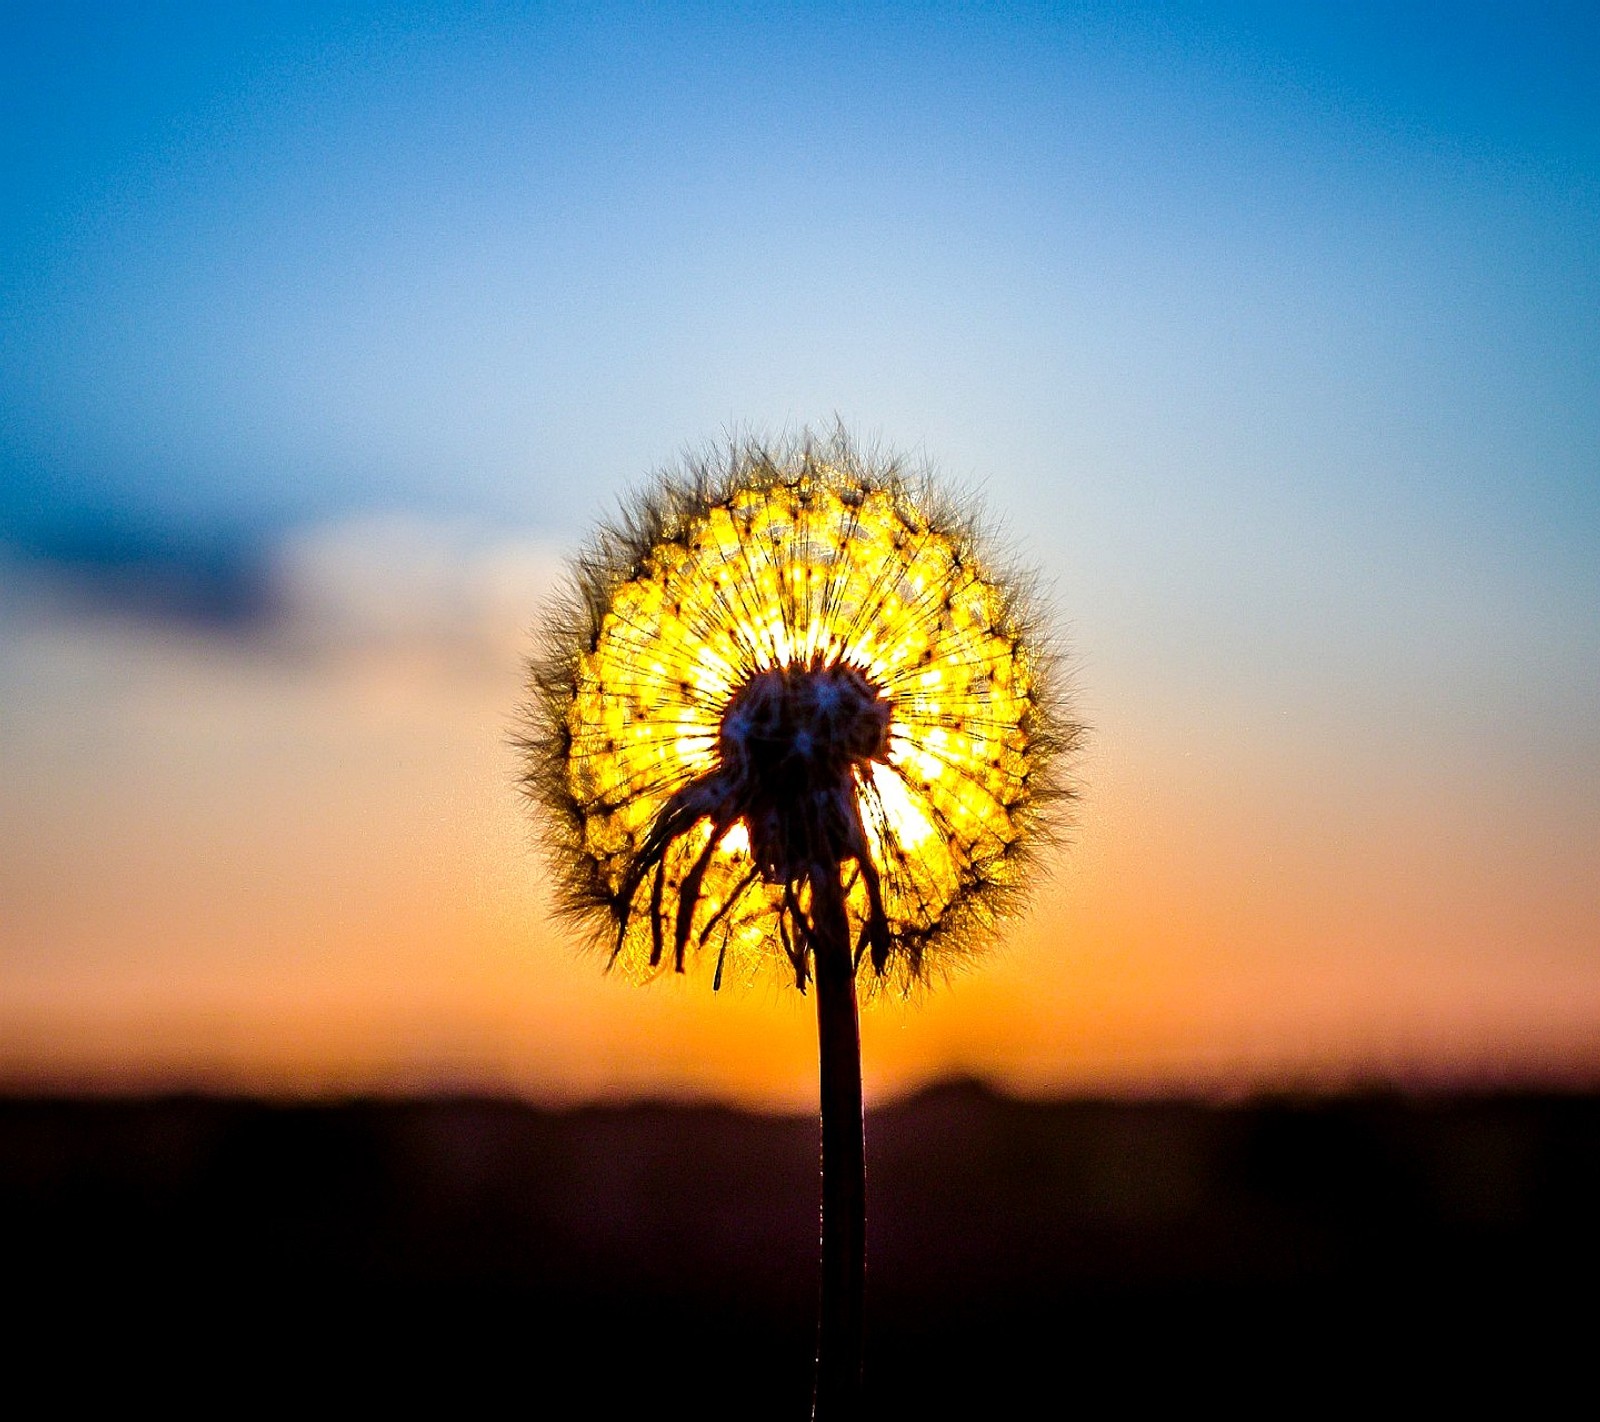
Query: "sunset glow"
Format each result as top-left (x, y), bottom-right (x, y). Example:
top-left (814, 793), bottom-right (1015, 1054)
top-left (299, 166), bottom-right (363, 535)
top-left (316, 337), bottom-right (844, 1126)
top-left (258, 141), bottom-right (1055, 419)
top-left (2, 4), bottom-right (1596, 1104)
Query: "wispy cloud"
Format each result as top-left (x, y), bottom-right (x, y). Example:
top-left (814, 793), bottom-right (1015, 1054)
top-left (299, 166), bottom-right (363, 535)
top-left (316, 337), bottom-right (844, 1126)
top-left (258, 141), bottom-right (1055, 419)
top-left (2, 510), bottom-right (564, 685)
top-left (0, 511), bottom-right (275, 630)
top-left (267, 513), bottom-right (562, 681)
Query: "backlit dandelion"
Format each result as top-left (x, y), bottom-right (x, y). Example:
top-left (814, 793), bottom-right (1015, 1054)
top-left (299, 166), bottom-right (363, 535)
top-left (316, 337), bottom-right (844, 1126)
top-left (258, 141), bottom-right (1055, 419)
top-left (519, 427), bottom-right (1077, 1415)
top-left (523, 429), bottom-right (1072, 993)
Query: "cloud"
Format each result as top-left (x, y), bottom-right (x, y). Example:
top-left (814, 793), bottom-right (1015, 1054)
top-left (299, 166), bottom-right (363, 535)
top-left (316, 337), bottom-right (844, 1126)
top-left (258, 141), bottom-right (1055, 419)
top-left (267, 514), bottom-right (563, 682)
top-left (0, 510), bottom-right (567, 726)
top-left (3, 507), bottom-right (563, 657)
top-left (0, 510), bottom-right (275, 630)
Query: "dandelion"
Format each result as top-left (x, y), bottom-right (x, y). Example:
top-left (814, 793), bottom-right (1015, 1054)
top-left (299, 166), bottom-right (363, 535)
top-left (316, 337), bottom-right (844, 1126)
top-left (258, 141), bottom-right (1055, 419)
top-left (519, 427), bottom-right (1076, 1416)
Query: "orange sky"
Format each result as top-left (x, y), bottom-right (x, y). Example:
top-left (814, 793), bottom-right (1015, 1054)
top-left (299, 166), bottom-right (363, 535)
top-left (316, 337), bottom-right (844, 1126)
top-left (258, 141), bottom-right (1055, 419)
top-left (4, 526), bottom-right (1595, 1107)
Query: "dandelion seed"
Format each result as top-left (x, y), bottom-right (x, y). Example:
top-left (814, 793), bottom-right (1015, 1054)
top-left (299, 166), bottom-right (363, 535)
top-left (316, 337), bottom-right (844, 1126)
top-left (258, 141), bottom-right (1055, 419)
top-left (520, 427), bottom-right (1075, 996)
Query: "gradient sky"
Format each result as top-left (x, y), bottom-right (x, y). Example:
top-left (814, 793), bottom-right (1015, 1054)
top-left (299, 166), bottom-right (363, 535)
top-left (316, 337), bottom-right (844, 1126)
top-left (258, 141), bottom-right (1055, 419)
top-left (3, 2), bottom-right (1597, 1105)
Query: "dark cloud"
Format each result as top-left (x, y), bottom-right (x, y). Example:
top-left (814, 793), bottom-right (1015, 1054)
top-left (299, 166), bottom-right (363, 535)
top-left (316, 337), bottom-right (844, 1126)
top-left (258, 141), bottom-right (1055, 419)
top-left (1, 506), bottom-right (279, 632)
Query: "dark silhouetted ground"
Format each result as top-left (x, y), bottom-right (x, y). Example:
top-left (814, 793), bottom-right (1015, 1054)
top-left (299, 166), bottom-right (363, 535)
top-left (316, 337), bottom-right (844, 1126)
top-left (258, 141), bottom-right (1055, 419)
top-left (4, 1080), bottom-right (1595, 1413)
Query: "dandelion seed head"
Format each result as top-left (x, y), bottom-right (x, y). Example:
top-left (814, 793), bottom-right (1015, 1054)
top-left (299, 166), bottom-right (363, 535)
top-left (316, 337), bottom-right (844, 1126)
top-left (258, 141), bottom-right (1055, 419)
top-left (519, 428), bottom-right (1078, 995)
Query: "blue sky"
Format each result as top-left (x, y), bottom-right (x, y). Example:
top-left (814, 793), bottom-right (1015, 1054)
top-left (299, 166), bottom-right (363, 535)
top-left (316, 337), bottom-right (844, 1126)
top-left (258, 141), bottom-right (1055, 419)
top-left (5, 3), bottom-right (1596, 535)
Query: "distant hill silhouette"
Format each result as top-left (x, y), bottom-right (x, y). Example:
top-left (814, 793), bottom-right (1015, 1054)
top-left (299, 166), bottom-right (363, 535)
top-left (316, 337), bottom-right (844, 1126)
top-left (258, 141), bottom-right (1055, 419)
top-left (4, 1081), bottom-right (1595, 1413)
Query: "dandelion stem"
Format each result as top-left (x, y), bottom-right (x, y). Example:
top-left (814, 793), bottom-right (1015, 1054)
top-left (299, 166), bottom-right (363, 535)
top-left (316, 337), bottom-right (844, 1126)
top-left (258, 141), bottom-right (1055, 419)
top-left (811, 861), bottom-right (866, 1420)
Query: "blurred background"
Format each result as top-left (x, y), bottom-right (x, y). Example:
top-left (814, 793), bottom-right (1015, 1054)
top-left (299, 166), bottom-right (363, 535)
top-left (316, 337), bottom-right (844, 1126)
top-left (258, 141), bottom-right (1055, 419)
top-left (4, 0), bottom-right (1596, 1105)
top-left (2, 3), bottom-right (1597, 1401)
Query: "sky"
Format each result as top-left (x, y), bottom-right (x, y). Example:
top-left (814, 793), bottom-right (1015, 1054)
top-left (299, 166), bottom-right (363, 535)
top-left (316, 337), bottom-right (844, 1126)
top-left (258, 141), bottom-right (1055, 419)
top-left (2, 1), bottom-right (1597, 1106)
